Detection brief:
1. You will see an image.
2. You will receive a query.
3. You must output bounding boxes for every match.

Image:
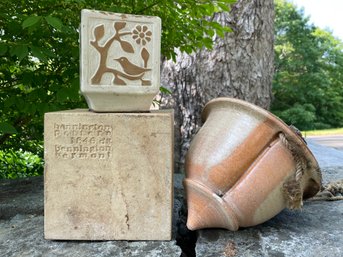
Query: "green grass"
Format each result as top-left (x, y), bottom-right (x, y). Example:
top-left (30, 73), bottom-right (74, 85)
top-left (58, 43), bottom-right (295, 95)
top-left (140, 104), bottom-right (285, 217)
top-left (302, 127), bottom-right (343, 136)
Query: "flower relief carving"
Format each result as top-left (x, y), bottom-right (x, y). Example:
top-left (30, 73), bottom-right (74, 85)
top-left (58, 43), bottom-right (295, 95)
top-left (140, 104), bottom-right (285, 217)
top-left (90, 21), bottom-right (153, 86)
top-left (132, 25), bottom-right (152, 45)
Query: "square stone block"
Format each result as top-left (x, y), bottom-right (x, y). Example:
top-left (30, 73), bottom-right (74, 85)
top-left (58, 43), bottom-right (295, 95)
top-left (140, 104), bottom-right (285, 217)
top-left (44, 110), bottom-right (174, 240)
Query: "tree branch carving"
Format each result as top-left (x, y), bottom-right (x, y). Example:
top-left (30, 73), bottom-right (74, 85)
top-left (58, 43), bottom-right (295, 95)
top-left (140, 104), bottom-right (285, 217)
top-left (90, 22), bottom-right (134, 85)
top-left (90, 21), bottom-right (153, 86)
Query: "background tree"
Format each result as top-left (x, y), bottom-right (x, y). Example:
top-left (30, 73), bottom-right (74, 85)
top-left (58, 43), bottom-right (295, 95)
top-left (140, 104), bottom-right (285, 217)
top-left (272, 0), bottom-right (343, 130)
top-left (161, 0), bottom-right (275, 170)
top-left (0, 0), bottom-right (235, 178)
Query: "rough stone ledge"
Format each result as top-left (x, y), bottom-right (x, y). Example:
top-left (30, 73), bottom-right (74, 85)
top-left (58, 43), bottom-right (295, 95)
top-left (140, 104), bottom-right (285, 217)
top-left (0, 176), bottom-right (43, 220)
top-left (196, 198), bottom-right (343, 257)
top-left (0, 214), bottom-right (180, 257)
top-left (0, 175), bottom-right (182, 257)
top-left (1, 140), bottom-right (342, 257)
top-left (194, 140), bottom-right (343, 257)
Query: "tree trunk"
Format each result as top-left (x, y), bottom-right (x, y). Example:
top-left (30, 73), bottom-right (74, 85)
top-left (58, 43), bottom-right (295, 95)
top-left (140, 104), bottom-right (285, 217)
top-left (160, 0), bottom-right (274, 171)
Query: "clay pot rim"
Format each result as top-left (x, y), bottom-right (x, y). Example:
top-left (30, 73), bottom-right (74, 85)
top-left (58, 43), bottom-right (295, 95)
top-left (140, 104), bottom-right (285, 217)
top-left (201, 97), bottom-right (319, 174)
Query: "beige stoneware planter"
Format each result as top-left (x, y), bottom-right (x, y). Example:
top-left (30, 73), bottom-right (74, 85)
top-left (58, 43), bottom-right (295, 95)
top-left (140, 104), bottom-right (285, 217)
top-left (80, 10), bottom-right (161, 112)
top-left (184, 97), bottom-right (322, 231)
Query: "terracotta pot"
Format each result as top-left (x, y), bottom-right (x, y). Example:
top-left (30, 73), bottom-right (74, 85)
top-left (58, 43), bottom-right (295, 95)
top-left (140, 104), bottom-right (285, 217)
top-left (184, 97), bottom-right (322, 231)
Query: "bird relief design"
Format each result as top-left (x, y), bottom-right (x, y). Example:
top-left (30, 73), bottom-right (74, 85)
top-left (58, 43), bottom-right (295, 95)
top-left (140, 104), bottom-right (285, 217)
top-left (90, 21), bottom-right (153, 86)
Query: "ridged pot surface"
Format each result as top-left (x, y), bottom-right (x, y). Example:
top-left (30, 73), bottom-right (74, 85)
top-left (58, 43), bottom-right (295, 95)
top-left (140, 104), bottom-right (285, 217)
top-left (184, 97), bottom-right (321, 231)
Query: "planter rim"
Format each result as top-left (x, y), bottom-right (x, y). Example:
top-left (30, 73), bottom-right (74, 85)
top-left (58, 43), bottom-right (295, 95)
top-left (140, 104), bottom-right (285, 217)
top-left (80, 85), bottom-right (159, 94)
top-left (202, 97), bottom-right (320, 177)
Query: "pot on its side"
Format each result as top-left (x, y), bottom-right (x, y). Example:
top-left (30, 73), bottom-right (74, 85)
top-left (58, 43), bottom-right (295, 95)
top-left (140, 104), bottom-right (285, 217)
top-left (184, 98), bottom-right (321, 231)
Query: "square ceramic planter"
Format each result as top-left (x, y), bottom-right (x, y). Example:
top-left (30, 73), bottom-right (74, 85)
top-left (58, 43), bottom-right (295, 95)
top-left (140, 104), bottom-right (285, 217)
top-left (80, 9), bottom-right (161, 112)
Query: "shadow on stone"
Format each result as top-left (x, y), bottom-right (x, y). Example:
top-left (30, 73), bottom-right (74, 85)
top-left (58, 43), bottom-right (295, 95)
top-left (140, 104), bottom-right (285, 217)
top-left (175, 200), bottom-right (198, 257)
top-left (0, 176), bottom-right (43, 220)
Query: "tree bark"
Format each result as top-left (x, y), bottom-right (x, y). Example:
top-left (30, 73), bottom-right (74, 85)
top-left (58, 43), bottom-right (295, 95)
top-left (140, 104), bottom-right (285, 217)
top-left (160, 0), bottom-right (274, 171)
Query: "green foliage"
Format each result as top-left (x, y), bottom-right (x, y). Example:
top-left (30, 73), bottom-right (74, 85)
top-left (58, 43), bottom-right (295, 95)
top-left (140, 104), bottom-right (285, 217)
top-left (0, 122), bottom-right (17, 134)
top-left (0, 149), bottom-right (44, 179)
top-left (0, 0), bottom-right (235, 178)
top-left (272, 0), bottom-right (343, 130)
top-left (273, 103), bottom-right (316, 130)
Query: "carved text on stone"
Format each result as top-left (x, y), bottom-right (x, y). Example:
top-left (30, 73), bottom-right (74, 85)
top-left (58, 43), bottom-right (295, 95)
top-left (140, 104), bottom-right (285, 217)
top-left (53, 123), bottom-right (113, 160)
